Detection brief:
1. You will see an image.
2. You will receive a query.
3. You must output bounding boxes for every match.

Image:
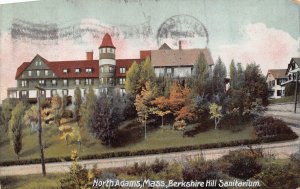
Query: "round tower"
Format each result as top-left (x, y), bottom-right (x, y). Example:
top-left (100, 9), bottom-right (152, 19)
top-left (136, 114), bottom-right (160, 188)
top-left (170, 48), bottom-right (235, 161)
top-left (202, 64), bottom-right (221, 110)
top-left (98, 33), bottom-right (116, 95)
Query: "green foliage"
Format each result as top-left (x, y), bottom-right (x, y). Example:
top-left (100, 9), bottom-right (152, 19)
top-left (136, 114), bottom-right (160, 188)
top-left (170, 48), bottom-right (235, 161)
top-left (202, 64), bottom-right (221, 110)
top-left (254, 163), bottom-right (298, 188)
top-left (59, 150), bottom-right (89, 189)
top-left (224, 150), bottom-right (262, 179)
top-left (244, 63), bottom-right (268, 105)
top-left (9, 101), bottom-right (27, 158)
top-left (209, 103), bottom-right (222, 129)
top-left (74, 87), bottom-right (82, 120)
top-left (51, 95), bottom-right (62, 126)
top-left (1, 98), bottom-right (18, 132)
top-left (125, 61), bottom-right (142, 96)
top-left (192, 52), bottom-right (210, 96)
top-left (212, 57), bottom-right (227, 95)
top-left (236, 62), bottom-right (245, 88)
top-left (91, 95), bottom-right (124, 146)
top-left (79, 86), bottom-right (95, 131)
top-left (229, 59), bottom-right (237, 89)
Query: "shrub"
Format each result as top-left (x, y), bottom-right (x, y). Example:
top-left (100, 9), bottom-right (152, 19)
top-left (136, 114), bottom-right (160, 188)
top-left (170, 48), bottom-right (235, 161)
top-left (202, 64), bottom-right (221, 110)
top-left (223, 150), bottom-right (262, 179)
top-left (253, 116), bottom-right (295, 138)
top-left (62, 110), bottom-right (73, 118)
top-left (150, 159), bottom-right (169, 173)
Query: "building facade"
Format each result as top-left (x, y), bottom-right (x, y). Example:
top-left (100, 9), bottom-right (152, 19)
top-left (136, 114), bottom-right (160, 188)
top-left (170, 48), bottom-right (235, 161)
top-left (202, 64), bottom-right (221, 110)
top-left (266, 69), bottom-right (288, 99)
top-left (7, 33), bottom-right (213, 101)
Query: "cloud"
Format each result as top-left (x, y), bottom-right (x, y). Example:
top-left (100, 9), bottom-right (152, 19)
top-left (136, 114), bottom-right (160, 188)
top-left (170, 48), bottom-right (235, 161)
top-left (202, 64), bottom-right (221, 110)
top-left (215, 23), bottom-right (299, 75)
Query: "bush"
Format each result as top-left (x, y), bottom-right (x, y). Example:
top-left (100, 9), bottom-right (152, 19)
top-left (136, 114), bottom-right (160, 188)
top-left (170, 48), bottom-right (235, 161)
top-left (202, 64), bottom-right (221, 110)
top-left (224, 150), bottom-right (262, 179)
top-left (62, 110), bottom-right (73, 118)
top-left (253, 116), bottom-right (295, 138)
top-left (150, 159), bottom-right (169, 173)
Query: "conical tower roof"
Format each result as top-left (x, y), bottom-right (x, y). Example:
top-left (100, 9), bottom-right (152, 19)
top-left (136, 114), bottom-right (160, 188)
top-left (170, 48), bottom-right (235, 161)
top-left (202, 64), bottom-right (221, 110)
top-left (99, 33), bottom-right (115, 48)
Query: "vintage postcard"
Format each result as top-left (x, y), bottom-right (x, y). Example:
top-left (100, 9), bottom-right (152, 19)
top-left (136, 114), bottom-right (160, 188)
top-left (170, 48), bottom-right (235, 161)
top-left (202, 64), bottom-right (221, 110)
top-left (0, 0), bottom-right (300, 188)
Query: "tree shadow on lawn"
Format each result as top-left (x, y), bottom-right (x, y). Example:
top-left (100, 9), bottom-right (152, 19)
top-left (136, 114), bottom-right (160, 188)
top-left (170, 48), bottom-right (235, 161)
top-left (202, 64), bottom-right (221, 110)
top-left (112, 120), bottom-right (160, 148)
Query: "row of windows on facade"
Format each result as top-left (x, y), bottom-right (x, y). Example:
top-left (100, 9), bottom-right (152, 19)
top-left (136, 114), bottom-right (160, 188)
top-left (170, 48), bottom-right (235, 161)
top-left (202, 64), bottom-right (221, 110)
top-left (100, 66), bottom-right (126, 74)
top-left (100, 48), bottom-right (115, 54)
top-left (20, 78), bottom-right (126, 87)
top-left (269, 90), bottom-right (285, 97)
top-left (21, 78), bottom-right (94, 87)
top-left (268, 78), bottom-right (288, 88)
top-left (19, 88), bottom-right (126, 98)
top-left (288, 73), bottom-right (298, 81)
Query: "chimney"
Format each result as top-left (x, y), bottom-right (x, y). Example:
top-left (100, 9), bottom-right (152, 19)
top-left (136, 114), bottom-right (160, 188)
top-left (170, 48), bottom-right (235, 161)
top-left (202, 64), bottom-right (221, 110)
top-left (179, 41), bottom-right (182, 50)
top-left (86, 51), bottom-right (93, 60)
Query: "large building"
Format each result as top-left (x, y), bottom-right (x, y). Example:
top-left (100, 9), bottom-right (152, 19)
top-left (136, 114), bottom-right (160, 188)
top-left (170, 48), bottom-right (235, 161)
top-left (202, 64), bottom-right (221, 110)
top-left (7, 33), bottom-right (213, 101)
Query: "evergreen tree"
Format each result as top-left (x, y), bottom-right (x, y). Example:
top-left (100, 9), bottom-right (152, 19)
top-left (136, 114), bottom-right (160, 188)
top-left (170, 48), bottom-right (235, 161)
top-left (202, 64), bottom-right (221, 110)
top-left (91, 95), bottom-right (124, 146)
top-left (140, 57), bottom-right (156, 88)
top-left (236, 63), bottom-right (245, 88)
top-left (74, 87), bottom-right (82, 121)
top-left (212, 57), bottom-right (227, 96)
top-left (79, 87), bottom-right (95, 131)
top-left (192, 53), bottom-right (210, 96)
top-left (9, 101), bottom-right (27, 159)
top-left (229, 59), bottom-right (237, 89)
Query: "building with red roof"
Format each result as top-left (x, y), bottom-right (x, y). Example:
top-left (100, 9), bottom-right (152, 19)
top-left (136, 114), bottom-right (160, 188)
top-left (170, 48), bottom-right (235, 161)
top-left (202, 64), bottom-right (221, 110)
top-left (7, 33), bottom-right (214, 101)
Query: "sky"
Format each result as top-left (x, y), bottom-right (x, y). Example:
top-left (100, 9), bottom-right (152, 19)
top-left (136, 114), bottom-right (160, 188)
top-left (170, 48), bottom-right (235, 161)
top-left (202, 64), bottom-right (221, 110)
top-left (0, 0), bottom-right (299, 101)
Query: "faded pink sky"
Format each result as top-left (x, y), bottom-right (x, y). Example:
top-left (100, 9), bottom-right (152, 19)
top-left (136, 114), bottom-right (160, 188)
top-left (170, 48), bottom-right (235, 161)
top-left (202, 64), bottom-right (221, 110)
top-left (0, 22), bottom-right (299, 102)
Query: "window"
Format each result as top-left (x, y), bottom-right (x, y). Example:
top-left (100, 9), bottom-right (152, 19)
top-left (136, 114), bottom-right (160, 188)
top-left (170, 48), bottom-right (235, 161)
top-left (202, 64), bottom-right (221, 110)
top-left (35, 61), bottom-right (38, 66)
top-left (109, 66), bottom-right (114, 73)
top-left (75, 79), bottom-right (80, 85)
top-left (166, 68), bottom-right (172, 74)
top-left (63, 79), bottom-right (68, 86)
top-left (103, 48), bottom-right (106, 53)
top-left (271, 80), bottom-right (275, 87)
top-left (120, 67), bottom-right (126, 74)
top-left (277, 90), bottom-right (282, 97)
top-left (39, 80), bottom-right (45, 86)
top-left (119, 78), bottom-right (125, 85)
top-left (37, 70), bottom-right (40, 76)
top-left (108, 78), bottom-right (113, 84)
top-left (86, 68), bottom-right (92, 73)
top-left (75, 68), bottom-right (81, 73)
top-left (120, 88), bottom-right (126, 97)
top-left (85, 78), bottom-right (92, 85)
top-left (100, 67), bottom-right (104, 73)
top-left (45, 70), bottom-right (49, 76)
top-left (100, 78), bottom-right (104, 84)
top-left (52, 79), bottom-right (57, 86)
top-left (51, 89), bottom-right (57, 97)
top-left (21, 80), bottom-right (27, 87)
top-left (112, 48), bottom-right (115, 53)
top-left (21, 90), bottom-right (27, 98)
top-left (107, 48), bottom-right (111, 53)
top-left (39, 61), bottom-right (42, 66)
top-left (53, 73), bottom-right (55, 77)
top-left (28, 71), bottom-right (32, 76)
top-left (62, 89), bottom-right (68, 96)
top-left (63, 69), bottom-right (68, 74)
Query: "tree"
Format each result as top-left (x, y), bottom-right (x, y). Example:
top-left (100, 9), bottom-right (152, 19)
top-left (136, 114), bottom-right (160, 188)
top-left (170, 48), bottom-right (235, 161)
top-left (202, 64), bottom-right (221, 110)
top-left (9, 101), bottom-right (27, 159)
top-left (229, 59), bottom-right (237, 89)
top-left (1, 99), bottom-right (17, 132)
top-left (244, 63), bottom-right (268, 105)
top-left (51, 95), bottom-right (62, 126)
top-left (91, 95), bottom-right (124, 146)
top-left (236, 62), bottom-right (245, 88)
top-left (24, 105), bottom-right (38, 134)
top-left (209, 103), bottom-right (222, 129)
top-left (212, 57), bottom-right (227, 97)
top-left (74, 87), bottom-right (82, 121)
top-left (79, 86), bottom-right (95, 131)
top-left (151, 96), bottom-right (171, 127)
top-left (135, 82), bottom-right (157, 140)
top-left (125, 61), bottom-right (141, 96)
top-left (140, 57), bottom-right (156, 88)
top-left (192, 52), bottom-right (210, 96)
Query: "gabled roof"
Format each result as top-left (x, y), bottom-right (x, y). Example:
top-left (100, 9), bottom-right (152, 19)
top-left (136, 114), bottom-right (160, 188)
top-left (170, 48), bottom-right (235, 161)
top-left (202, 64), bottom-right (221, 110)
top-left (15, 54), bottom-right (99, 79)
top-left (47, 60), bottom-right (99, 78)
top-left (286, 57), bottom-right (300, 74)
top-left (159, 43), bottom-right (171, 50)
top-left (99, 33), bottom-right (115, 48)
top-left (115, 59), bottom-right (143, 77)
top-left (151, 48), bottom-right (214, 67)
top-left (267, 69), bottom-right (287, 79)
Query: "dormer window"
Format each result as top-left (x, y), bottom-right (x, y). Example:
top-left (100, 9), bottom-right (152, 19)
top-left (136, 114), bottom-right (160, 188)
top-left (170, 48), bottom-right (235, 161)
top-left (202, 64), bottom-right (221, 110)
top-left (63, 69), bottom-right (68, 74)
top-left (86, 68), bottom-right (92, 73)
top-left (45, 70), bottom-right (49, 76)
top-left (37, 70), bottom-right (40, 76)
top-left (28, 70), bottom-right (32, 76)
top-left (75, 68), bottom-right (81, 73)
top-left (21, 80), bottom-right (27, 87)
top-left (39, 80), bottom-right (45, 86)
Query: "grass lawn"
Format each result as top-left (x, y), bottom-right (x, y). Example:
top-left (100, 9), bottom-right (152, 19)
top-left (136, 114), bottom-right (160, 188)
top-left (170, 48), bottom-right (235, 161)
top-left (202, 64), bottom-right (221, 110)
top-left (269, 96), bottom-right (299, 104)
top-left (0, 173), bottom-right (62, 189)
top-left (0, 120), bottom-right (256, 163)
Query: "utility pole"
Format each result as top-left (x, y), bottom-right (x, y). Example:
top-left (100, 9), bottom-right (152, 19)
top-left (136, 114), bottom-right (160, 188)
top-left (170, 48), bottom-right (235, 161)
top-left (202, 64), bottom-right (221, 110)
top-left (295, 71), bottom-right (299, 113)
top-left (35, 85), bottom-right (46, 176)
